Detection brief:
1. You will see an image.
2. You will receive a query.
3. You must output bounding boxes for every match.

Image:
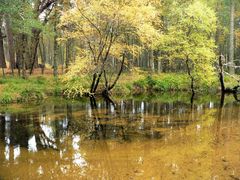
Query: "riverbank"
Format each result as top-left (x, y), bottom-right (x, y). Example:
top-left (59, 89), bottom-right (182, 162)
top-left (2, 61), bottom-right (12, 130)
top-left (0, 72), bottom-right (238, 104)
top-left (0, 76), bottom-right (61, 104)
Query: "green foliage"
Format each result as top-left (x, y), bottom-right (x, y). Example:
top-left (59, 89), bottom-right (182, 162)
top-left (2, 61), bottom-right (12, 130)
top-left (131, 73), bottom-right (222, 94)
top-left (0, 92), bottom-right (13, 104)
top-left (17, 89), bottom-right (44, 103)
top-left (159, 1), bottom-right (217, 89)
top-left (133, 74), bottom-right (190, 93)
top-left (111, 84), bottom-right (132, 96)
top-left (62, 77), bottom-right (90, 99)
top-left (0, 77), bottom-right (62, 104)
top-left (0, 0), bottom-right (43, 34)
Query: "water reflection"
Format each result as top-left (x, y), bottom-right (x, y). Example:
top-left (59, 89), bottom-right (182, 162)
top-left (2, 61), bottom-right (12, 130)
top-left (0, 98), bottom-right (217, 154)
top-left (0, 95), bottom-right (240, 179)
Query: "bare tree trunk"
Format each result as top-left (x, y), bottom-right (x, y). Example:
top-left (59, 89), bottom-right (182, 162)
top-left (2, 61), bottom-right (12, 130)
top-left (65, 39), bottom-right (72, 69)
top-left (53, 21), bottom-right (58, 78)
top-left (21, 34), bottom-right (27, 79)
top-left (4, 15), bottom-right (15, 75)
top-left (157, 61), bottom-right (161, 73)
top-left (229, 0), bottom-right (235, 74)
top-left (149, 49), bottom-right (154, 72)
top-left (108, 54), bottom-right (125, 91)
top-left (29, 29), bottom-right (41, 75)
top-left (53, 38), bottom-right (58, 77)
top-left (186, 57), bottom-right (194, 95)
top-left (90, 73), bottom-right (97, 94)
top-left (60, 45), bottom-right (64, 74)
top-left (39, 37), bottom-right (46, 75)
top-left (218, 55), bottom-right (225, 93)
top-left (0, 23), bottom-right (6, 77)
top-left (16, 36), bottom-right (22, 76)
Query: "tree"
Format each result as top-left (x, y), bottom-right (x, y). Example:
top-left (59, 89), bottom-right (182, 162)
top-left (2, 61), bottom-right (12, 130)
top-left (4, 15), bottom-right (15, 75)
top-left (229, 0), bottom-right (235, 74)
top-left (159, 1), bottom-right (217, 94)
top-left (59, 0), bottom-right (160, 97)
top-left (29, 0), bottom-right (57, 75)
top-left (0, 0), bottom-right (43, 77)
top-left (0, 16), bottom-right (6, 76)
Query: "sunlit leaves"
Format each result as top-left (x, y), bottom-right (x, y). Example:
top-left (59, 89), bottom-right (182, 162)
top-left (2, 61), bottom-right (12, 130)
top-left (159, 1), bottom-right (217, 86)
top-left (62, 55), bottom-right (94, 97)
top-left (59, 0), bottom-right (161, 95)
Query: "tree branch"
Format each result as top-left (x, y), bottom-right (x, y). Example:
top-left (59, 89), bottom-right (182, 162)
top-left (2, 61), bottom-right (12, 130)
top-left (39, 0), bottom-right (57, 14)
top-left (77, 7), bottom-right (102, 36)
top-left (108, 53), bottom-right (125, 91)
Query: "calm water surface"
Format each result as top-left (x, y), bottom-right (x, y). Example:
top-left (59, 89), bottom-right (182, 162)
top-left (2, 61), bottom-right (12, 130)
top-left (0, 94), bottom-right (240, 179)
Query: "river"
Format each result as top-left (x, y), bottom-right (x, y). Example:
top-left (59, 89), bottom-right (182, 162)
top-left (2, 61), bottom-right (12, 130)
top-left (0, 93), bottom-right (240, 179)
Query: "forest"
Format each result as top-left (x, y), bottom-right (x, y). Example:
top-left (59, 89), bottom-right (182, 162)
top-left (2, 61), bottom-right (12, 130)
top-left (1, 1), bottom-right (240, 179)
top-left (0, 0), bottom-right (239, 103)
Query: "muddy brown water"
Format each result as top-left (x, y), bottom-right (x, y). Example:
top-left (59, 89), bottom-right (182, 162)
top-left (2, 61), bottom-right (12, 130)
top-left (0, 95), bottom-right (240, 179)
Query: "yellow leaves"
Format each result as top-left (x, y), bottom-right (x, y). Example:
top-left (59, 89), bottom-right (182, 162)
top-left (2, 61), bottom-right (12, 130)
top-left (59, 0), bottom-right (161, 68)
top-left (137, 23), bottom-right (161, 48)
top-left (58, 0), bottom-right (162, 95)
top-left (63, 55), bottom-right (94, 82)
top-left (235, 30), bottom-right (240, 48)
top-left (59, 0), bottom-right (161, 47)
top-left (62, 54), bottom-right (94, 97)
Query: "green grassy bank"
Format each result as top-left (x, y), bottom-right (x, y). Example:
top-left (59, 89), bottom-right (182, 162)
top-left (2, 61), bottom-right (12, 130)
top-left (0, 72), bottom-right (237, 104)
top-left (0, 76), bottom-right (61, 104)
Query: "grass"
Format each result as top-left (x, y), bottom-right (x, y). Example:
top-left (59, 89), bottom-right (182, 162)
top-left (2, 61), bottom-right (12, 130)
top-left (132, 73), bottom-right (189, 93)
top-left (0, 76), bottom-right (62, 104)
top-left (114, 72), bottom-right (217, 95)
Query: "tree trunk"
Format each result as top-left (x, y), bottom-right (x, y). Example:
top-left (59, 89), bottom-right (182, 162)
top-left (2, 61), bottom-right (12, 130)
top-left (149, 49), bottom-right (154, 72)
top-left (186, 57), bottom-right (195, 95)
top-left (157, 61), bottom-right (161, 73)
top-left (39, 37), bottom-right (46, 75)
top-left (53, 22), bottom-right (58, 77)
top-left (53, 38), bottom-right (58, 77)
top-left (218, 55), bottom-right (225, 93)
top-left (0, 24), bottom-right (6, 77)
top-left (29, 29), bottom-right (41, 75)
top-left (21, 34), bottom-right (27, 79)
top-left (65, 39), bottom-right (72, 69)
top-left (59, 45), bottom-right (64, 74)
top-left (229, 0), bottom-right (235, 74)
top-left (108, 54), bottom-right (125, 91)
top-left (16, 36), bottom-right (22, 76)
top-left (4, 15), bottom-right (15, 75)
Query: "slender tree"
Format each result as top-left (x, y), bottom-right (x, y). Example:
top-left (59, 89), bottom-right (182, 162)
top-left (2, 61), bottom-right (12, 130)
top-left (0, 16), bottom-right (6, 76)
top-left (4, 15), bottom-right (15, 75)
top-left (229, 0), bottom-right (235, 74)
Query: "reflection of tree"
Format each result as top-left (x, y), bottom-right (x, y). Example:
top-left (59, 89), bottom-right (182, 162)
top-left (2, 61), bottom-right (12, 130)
top-left (82, 98), bottom-right (197, 141)
top-left (0, 96), bottom-right (215, 154)
top-left (190, 92), bottom-right (195, 110)
top-left (89, 97), bottom-right (108, 140)
top-left (0, 106), bottom-right (71, 153)
top-left (0, 115), bottom-right (5, 142)
top-left (33, 119), bottom-right (57, 150)
top-left (233, 92), bottom-right (240, 102)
